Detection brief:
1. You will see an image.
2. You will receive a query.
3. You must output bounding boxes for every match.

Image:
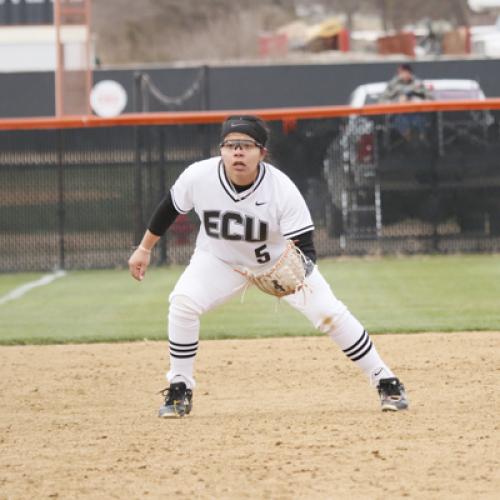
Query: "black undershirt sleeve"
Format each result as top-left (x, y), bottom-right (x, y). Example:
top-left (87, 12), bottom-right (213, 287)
top-left (290, 230), bottom-right (316, 263)
top-left (147, 192), bottom-right (180, 236)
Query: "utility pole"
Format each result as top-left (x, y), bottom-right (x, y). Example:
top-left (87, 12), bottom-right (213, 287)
top-left (378, 0), bottom-right (389, 32)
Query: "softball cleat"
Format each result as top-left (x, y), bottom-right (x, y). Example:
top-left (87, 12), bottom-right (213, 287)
top-left (377, 377), bottom-right (409, 412)
top-left (158, 382), bottom-right (193, 418)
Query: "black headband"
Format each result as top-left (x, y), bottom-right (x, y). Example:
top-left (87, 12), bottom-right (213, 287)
top-left (220, 115), bottom-right (268, 146)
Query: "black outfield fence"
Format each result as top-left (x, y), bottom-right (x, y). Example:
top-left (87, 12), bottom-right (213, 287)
top-left (5, 58), bottom-right (500, 118)
top-left (1, 102), bottom-right (500, 272)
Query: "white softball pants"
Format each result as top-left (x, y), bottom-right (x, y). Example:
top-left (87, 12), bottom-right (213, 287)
top-left (166, 248), bottom-right (394, 389)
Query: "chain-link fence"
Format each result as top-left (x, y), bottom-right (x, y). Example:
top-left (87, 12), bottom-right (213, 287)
top-left (323, 107), bottom-right (500, 255)
top-left (1, 107), bottom-right (500, 272)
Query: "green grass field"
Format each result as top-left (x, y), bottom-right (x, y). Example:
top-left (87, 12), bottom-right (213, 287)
top-left (0, 254), bottom-right (499, 345)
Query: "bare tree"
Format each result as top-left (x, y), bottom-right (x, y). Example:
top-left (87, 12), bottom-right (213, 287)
top-left (377, 0), bottom-right (389, 31)
top-left (92, 0), bottom-right (475, 64)
top-left (378, 0), bottom-right (471, 30)
top-left (450, 0), bottom-right (471, 26)
top-left (344, 0), bottom-right (364, 32)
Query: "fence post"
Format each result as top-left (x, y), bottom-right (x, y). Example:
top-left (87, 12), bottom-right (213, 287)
top-left (201, 65), bottom-right (210, 111)
top-left (157, 127), bottom-right (168, 265)
top-left (133, 71), bottom-right (144, 112)
top-left (430, 113), bottom-right (440, 251)
top-left (132, 72), bottom-right (145, 245)
top-left (133, 125), bottom-right (144, 246)
top-left (201, 65), bottom-right (212, 158)
top-left (56, 129), bottom-right (65, 270)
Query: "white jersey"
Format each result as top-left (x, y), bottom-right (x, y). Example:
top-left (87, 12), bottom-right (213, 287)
top-left (170, 157), bottom-right (314, 270)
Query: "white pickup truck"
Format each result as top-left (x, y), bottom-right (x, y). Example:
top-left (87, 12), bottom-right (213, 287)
top-left (348, 79), bottom-right (487, 107)
top-left (323, 78), bottom-right (498, 238)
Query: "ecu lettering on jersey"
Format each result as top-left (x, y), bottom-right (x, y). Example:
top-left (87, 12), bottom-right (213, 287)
top-left (170, 157), bottom-right (314, 269)
top-left (203, 210), bottom-right (268, 242)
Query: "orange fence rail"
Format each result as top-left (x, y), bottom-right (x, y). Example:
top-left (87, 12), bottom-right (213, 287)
top-left (2, 99), bottom-right (500, 131)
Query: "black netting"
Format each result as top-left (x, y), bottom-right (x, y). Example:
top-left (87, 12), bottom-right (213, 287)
top-left (1, 110), bottom-right (499, 272)
top-left (322, 109), bottom-right (500, 255)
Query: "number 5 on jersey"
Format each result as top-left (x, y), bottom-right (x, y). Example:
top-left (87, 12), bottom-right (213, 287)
top-left (255, 244), bottom-right (270, 263)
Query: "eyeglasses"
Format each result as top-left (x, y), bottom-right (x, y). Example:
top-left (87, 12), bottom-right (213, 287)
top-left (219, 139), bottom-right (262, 151)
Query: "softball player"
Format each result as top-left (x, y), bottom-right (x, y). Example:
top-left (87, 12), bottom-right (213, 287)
top-left (128, 115), bottom-right (408, 417)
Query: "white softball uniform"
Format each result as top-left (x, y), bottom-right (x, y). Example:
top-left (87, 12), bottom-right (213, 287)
top-left (165, 157), bottom-right (394, 389)
top-left (170, 158), bottom-right (314, 272)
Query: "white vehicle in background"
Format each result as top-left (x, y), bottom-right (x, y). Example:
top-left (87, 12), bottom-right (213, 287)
top-left (341, 79), bottom-right (492, 164)
top-left (348, 79), bottom-right (487, 107)
top-left (324, 79), bottom-right (498, 239)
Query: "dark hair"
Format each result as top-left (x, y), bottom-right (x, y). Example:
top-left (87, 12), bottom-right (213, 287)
top-left (398, 63), bottom-right (413, 73)
top-left (220, 115), bottom-right (269, 147)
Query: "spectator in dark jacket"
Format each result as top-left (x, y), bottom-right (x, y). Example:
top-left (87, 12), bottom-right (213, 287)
top-left (380, 64), bottom-right (431, 103)
top-left (380, 64), bottom-right (431, 141)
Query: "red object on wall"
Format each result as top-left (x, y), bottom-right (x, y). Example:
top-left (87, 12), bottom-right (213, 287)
top-left (258, 33), bottom-right (289, 57)
top-left (338, 29), bottom-right (350, 52)
top-left (465, 27), bottom-right (471, 54)
top-left (377, 32), bottom-right (416, 57)
top-left (442, 27), bottom-right (471, 55)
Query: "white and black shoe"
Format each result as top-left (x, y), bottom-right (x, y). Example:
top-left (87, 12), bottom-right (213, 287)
top-left (377, 377), bottom-right (409, 412)
top-left (158, 382), bottom-right (193, 418)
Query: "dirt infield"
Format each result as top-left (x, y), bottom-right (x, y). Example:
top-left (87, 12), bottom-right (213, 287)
top-left (1, 332), bottom-right (499, 499)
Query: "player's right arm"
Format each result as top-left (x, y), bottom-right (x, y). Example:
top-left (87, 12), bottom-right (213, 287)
top-left (128, 192), bottom-right (180, 281)
top-left (128, 230), bottom-right (160, 281)
top-left (128, 162), bottom-right (198, 281)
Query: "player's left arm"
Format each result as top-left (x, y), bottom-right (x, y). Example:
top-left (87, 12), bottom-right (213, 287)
top-left (292, 230), bottom-right (316, 276)
top-left (279, 181), bottom-right (317, 275)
